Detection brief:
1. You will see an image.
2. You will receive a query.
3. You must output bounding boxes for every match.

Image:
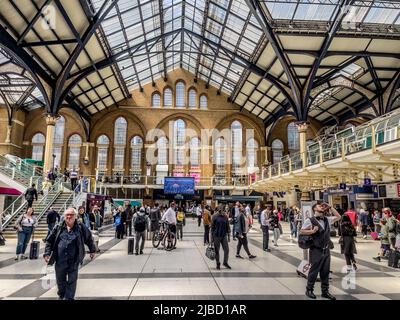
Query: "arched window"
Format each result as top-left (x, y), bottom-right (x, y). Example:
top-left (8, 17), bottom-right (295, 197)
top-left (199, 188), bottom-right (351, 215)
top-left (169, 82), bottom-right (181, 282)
top-left (114, 117), bottom-right (127, 170)
top-left (246, 138), bottom-right (258, 170)
top-left (156, 136), bottom-right (169, 184)
top-left (272, 139), bottom-right (284, 164)
top-left (287, 122), bottom-right (299, 154)
top-left (157, 136), bottom-right (168, 165)
top-left (164, 88), bottom-right (172, 107)
top-left (175, 82), bottom-right (185, 108)
top-left (96, 135), bottom-right (109, 171)
top-left (188, 89), bottom-right (197, 108)
top-left (231, 121), bottom-right (242, 175)
top-left (152, 93), bottom-right (161, 107)
top-left (173, 119), bottom-right (186, 166)
top-left (68, 134), bottom-right (82, 169)
top-left (53, 116), bottom-right (65, 169)
top-left (190, 137), bottom-right (200, 167)
top-left (131, 136), bottom-right (143, 173)
top-left (215, 137), bottom-right (226, 173)
top-left (200, 95), bottom-right (208, 109)
top-left (31, 133), bottom-right (45, 161)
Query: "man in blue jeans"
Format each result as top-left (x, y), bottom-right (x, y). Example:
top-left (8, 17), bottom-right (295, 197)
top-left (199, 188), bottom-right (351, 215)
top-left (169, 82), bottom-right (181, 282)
top-left (230, 202), bottom-right (240, 241)
top-left (44, 207), bottom-right (96, 300)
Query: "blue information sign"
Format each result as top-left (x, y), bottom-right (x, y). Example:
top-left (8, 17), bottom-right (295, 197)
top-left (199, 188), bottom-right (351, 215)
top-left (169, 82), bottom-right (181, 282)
top-left (164, 177), bottom-right (195, 195)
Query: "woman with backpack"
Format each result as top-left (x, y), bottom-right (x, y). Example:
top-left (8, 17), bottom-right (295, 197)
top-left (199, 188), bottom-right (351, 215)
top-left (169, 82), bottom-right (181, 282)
top-left (113, 206), bottom-right (125, 239)
top-left (176, 207), bottom-right (185, 240)
top-left (339, 214), bottom-right (358, 272)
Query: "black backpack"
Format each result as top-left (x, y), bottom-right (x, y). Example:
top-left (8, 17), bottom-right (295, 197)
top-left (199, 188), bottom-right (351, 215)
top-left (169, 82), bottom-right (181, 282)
top-left (134, 215), bottom-right (146, 232)
top-left (298, 217), bottom-right (319, 249)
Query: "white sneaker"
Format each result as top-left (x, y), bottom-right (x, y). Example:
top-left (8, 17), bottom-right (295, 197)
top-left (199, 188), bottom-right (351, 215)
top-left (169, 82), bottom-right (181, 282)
top-left (363, 235), bottom-right (367, 239)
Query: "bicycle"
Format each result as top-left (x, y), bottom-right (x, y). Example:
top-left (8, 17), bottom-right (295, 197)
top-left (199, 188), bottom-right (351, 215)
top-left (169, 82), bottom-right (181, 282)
top-left (152, 222), bottom-right (165, 248)
top-left (152, 221), bottom-right (177, 251)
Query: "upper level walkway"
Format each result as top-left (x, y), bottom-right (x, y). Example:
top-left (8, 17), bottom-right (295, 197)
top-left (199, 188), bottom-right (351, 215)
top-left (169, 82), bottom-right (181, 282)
top-left (253, 110), bottom-right (400, 192)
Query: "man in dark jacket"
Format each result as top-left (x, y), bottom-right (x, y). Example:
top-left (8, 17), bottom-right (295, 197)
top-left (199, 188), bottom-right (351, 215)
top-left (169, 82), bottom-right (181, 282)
top-left (124, 201), bottom-right (133, 236)
top-left (211, 206), bottom-right (231, 270)
top-left (44, 207), bottom-right (96, 300)
top-left (24, 183), bottom-right (38, 208)
top-left (300, 201), bottom-right (341, 300)
top-left (44, 207), bottom-right (60, 242)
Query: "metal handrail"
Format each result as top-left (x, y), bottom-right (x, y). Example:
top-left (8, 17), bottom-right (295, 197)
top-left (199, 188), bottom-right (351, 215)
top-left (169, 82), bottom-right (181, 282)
top-left (34, 179), bottom-right (64, 223)
top-left (1, 193), bottom-right (26, 230)
top-left (1, 177), bottom-right (63, 230)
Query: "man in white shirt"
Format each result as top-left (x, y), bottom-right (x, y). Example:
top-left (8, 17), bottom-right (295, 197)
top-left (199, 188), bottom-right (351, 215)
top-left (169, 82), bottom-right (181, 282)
top-left (300, 201), bottom-right (341, 300)
top-left (196, 205), bottom-right (203, 227)
top-left (260, 208), bottom-right (271, 252)
top-left (161, 202), bottom-right (177, 234)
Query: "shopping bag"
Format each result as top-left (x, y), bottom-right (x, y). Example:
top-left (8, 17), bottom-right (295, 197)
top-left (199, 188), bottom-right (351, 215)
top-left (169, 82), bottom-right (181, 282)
top-left (205, 244), bottom-right (215, 261)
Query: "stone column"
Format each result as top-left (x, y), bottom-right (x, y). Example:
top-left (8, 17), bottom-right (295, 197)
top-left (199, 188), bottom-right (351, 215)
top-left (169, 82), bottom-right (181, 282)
top-left (43, 115), bottom-right (58, 174)
top-left (297, 122), bottom-right (308, 168)
top-left (5, 124), bottom-right (12, 143)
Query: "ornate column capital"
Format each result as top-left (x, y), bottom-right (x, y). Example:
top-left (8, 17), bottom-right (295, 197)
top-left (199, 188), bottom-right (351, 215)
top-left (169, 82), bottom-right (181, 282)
top-left (45, 114), bottom-right (59, 126)
top-left (295, 121), bottom-right (309, 133)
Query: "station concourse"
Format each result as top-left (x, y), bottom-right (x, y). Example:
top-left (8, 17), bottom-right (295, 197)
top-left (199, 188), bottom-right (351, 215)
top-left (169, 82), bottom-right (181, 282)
top-left (0, 0), bottom-right (399, 301)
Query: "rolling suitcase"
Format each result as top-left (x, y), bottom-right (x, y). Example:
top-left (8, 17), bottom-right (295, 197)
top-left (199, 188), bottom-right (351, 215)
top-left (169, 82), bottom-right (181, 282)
top-left (388, 250), bottom-right (400, 268)
top-left (128, 237), bottom-right (134, 255)
top-left (29, 241), bottom-right (40, 259)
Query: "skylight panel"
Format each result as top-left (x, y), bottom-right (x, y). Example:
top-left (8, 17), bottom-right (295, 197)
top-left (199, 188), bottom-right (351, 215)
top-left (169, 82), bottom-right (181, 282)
top-left (294, 3), bottom-right (337, 21)
top-left (266, 2), bottom-right (297, 20)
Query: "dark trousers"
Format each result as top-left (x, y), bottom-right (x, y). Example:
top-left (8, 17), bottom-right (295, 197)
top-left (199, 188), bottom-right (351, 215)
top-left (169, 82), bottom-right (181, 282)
top-left (27, 199), bottom-right (33, 208)
top-left (116, 225), bottom-right (124, 239)
top-left (125, 221), bottom-right (132, 236)
top-left (135, 231), bottom-right (146, 252)
top-left (261, 225), bottom-right (269, 250)
top-left (362, 225), bottom-right (368, 236)
top-left (71, 178), bottom-right (77, 190)
top-left (55, 263), bottom-right (79, 300)
top-left (197, 216), bottom-right (202, 227)
top-left (307, 248), bottom-right (331, 293)
top-left (176, 224), bottom-right (183, 240)
top-left (214, 236), bottom-right (229, 265)
top-left (345, 253), bottom-right (356, 266)
top-left (204, 225), bottom-right (210, 244)
top-left (236, 233), bottom-right (251, 256)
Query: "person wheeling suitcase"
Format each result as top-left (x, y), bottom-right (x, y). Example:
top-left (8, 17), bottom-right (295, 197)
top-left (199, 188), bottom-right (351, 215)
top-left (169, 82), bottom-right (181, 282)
top-left (14, 207), bottom-right (38, 260)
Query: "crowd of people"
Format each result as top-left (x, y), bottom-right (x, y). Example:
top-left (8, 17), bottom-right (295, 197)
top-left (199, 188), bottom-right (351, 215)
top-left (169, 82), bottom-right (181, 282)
top-left (6, 193), bottom-right (400, 300)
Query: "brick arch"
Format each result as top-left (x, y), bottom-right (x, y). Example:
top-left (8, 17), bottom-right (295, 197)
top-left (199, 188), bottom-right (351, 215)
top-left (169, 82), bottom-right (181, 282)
top-left (214, 113), bottom-right (265, 146)
top-left (90, 110), bottom-right (147, 142)
top-left (155, 113), bottom-right (204, 139)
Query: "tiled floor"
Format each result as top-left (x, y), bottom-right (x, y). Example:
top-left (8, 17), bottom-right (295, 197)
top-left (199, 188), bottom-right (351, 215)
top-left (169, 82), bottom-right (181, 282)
top-left (0, 220), bottom-right (399, 300)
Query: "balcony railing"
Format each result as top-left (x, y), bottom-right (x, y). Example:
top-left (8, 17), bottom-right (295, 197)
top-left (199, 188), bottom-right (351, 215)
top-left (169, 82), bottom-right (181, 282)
top-left (256, 109), bottom-right (400, 182)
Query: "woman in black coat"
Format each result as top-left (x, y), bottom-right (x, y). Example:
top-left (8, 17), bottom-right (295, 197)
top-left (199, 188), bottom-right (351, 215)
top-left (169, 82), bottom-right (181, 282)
top-left (340, 214), bottom-right (357, 272)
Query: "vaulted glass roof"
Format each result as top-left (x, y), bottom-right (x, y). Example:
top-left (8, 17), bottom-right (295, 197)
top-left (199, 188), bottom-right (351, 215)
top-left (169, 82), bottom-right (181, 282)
top-left (0, 0), bottom-right (399, 126)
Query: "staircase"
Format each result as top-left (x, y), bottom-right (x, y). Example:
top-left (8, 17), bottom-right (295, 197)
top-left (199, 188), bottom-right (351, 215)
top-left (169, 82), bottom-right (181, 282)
top-left (34, 191), bottom-right (73, 239)
top-left (0, 155), bottom-right (43, 192)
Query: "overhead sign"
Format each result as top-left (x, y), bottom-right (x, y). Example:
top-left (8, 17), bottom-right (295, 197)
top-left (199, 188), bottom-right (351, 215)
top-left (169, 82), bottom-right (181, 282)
top-left (364, 178), bottom-right (372, 186)
top-left (386, 184), bottom-right (400, 198)
top-left (164, 177), bottom-right (195, 195)
top-left (339, 183), bottom-right (346, 190)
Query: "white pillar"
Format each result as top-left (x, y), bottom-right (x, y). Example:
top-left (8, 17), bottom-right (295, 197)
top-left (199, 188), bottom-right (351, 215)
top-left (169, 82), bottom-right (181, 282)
top-left (297, 122), bottom-right (308, 168)
top-left (5, 124), bottom-right (12, 143)
top-left (43, 115), bottom-right (58, 174)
